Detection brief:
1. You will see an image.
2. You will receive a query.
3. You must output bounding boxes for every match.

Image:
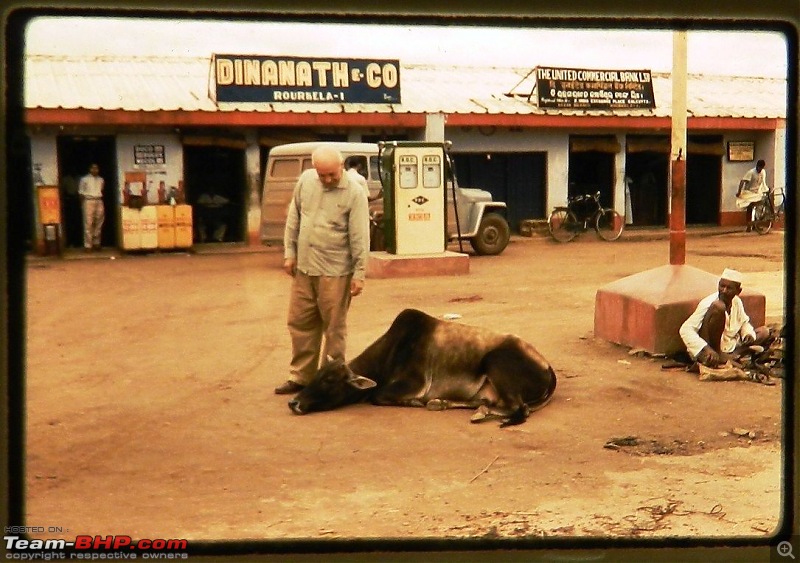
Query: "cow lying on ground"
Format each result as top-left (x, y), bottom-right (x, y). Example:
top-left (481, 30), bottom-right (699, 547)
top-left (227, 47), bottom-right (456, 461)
top-left (287, 308), bottom-right (557, 427)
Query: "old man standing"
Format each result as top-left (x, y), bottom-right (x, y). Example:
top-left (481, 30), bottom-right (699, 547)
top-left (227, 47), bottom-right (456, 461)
top-left (275, 146), bottom-right (370, 395)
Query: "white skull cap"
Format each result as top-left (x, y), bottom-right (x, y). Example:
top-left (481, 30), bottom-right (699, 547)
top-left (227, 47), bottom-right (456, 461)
top-left (721, 268), bottom-right (744, 284)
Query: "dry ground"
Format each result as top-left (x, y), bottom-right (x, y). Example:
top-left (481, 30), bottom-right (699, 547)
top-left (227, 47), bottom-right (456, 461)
top-left (21, 229), bottom-right (787, 556)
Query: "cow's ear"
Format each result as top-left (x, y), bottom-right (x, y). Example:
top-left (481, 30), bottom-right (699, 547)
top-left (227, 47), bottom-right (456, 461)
top-left (347, 374), bottom-right (377, 390)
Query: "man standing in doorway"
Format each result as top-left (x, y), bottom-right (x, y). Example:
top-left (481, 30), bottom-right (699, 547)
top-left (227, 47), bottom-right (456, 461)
top-left (275, 146), bottom-right (370, 395)
top-left (736, 159), bottom-right (768, 232)
top-left (78, 163), bottom-right (105, 251)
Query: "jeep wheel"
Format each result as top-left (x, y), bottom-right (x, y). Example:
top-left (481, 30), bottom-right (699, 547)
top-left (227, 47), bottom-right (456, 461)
top-left (470, 212), bottom-right (510, 255)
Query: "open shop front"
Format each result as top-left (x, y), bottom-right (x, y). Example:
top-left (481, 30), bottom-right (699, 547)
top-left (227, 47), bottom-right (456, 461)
top-left (182, 135), bottom-right (248, 244)
top-left (624, 134), bottom-right (723, 226)
top-left (568, 135), bottom-right (619, 212)
top-left (56, 135), bottom-right (119, 249)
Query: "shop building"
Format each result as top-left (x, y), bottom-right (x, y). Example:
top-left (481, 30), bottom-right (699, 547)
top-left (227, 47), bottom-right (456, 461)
top-left (22, 54), bottom-right (786, 253)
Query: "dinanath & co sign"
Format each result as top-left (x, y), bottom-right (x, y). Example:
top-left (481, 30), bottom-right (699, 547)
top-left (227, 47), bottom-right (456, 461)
top-left (212, 54), bottom-right (401, 104)
top-left (536, 66), bottom-right (655, 110)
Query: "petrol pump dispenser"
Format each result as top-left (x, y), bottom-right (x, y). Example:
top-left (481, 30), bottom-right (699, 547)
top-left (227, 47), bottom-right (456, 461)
top-left (378, 141), bottom-right (447, 255)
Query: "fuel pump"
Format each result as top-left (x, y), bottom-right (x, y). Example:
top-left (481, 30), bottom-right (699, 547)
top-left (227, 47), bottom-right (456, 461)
top-left (378, 141), bottom-right (448, 255)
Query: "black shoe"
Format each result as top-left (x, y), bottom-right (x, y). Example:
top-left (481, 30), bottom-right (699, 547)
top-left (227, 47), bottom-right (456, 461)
top-left (745, 225), bottom-right (752, 233)
top-left (274, 381), bottom-right (305, 395)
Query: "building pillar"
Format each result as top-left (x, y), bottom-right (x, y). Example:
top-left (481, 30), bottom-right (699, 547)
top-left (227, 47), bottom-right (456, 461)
top-left (424, 113), bottom-right (446, 142)
top-left (244, 131), bottom-right (262, 246)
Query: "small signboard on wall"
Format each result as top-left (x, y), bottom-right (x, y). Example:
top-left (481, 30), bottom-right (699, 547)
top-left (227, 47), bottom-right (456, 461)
top-left (134, 145), bottom-right (166, 165)
top-left (727, 141), bottom-right (755, 162)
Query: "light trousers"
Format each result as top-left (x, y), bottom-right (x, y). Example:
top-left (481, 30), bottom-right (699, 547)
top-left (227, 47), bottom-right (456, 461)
top-left (82, 198), bottom-right (105, 248)
top-left (287, 271), bottom-right (352, 385)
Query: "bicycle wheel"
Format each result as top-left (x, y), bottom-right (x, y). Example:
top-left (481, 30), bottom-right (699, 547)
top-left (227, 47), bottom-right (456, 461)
top-left (548, 208), bottom-right (579, 242)
top-left (752, 202), bottom-right (773, 234)
top-left (595, 208), bottom-right (624, 241)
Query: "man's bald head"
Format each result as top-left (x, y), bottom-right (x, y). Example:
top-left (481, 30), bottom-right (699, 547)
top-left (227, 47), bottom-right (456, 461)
top-left (312, 146), bottom-right (344, 189)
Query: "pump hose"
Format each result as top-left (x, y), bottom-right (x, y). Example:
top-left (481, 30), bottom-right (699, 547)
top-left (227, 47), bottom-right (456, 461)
top-left (445, 151), bottom-right (464, 253)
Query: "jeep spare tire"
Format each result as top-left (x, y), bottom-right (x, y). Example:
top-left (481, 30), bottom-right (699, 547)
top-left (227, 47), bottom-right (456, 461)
top-left (470, 212), bottom-right (510, 255)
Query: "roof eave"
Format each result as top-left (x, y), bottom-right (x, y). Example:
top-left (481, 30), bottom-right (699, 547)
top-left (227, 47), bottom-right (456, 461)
top-left (23, 107), bottom-right (784, 131)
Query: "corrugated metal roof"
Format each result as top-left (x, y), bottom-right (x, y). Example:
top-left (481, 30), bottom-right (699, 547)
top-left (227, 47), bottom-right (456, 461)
top-left (24, 55), bottom-right (787, 119)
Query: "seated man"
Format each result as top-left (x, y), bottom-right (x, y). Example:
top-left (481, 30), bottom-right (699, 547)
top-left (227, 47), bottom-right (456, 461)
top-left (679, 268), bottom-right (772, 368)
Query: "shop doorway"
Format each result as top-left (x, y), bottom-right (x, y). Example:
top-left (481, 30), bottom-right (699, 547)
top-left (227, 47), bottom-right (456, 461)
top-left (624, 151), bottom-right (670, 226)
top-left (568, 150), bottom-right (616, 208)
top-left (568, 136), bottom-right (619, 211)
top-left (451, 152), bottom-right (547, 232)
top-left (56, 136), bottom-right (118, 248)
top-left (686, 153), bottom-right (722, 224)
top-left (183, 145), bottom-right (246, 243)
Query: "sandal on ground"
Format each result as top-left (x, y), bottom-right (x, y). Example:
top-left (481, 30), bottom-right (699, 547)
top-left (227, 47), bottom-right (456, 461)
top-left (748, 372), bottom-right (776, 386)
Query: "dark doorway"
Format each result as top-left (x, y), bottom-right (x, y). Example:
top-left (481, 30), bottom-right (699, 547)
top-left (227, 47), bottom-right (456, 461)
top-left (568, 150), bottom-right (615, 209)
top-left (686, 153), bottom-right (722, 224)
top-left (451, 152), bottom-right (547, 232)
top-left (183, 145), bottom-right (246, 243)
top-left (624, 151), bottom-right (670, 226)
top-left (56, 136), bottom-right (118, 248)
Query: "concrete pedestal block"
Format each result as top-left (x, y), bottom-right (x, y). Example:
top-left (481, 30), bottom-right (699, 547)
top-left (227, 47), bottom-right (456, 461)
top-left (366, 251), bottom-right (469, 279)
top-left (594, 264), bottom-right (766, 355)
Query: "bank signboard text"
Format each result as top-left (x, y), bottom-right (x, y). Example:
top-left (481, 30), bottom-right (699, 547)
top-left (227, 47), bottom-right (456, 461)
top-left (536, 66), bottom-right (655, 110)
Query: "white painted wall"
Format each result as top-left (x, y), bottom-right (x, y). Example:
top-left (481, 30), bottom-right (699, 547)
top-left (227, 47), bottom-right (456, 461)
top-left (116, 133), bottom-right (183, 204)
top-left (29, 134), bottom-right (59, 187)
top-left (772, 126), bottom-right (787, 199)
top-left (720, 131), bottom-right (778, 212)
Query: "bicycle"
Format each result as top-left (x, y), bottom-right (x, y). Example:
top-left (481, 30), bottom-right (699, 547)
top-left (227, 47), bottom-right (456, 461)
top-left (548, 191), bottom-right (624, 242)
top-left (751, 187), bottom-right (785, 235)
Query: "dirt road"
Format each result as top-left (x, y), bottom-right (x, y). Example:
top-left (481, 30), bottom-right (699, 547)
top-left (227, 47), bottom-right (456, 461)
top-left (21, 229), bottom-right (786, 552)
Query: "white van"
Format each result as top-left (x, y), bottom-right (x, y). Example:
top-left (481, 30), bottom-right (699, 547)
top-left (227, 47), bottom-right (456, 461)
top-left (260, 141), bottom-right (510, 255)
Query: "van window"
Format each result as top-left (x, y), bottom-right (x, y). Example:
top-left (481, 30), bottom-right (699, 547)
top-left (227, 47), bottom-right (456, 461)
top-left (270, 158), bottom-right (301, 178)
top-left (369, 156), bottom-right (380, 181)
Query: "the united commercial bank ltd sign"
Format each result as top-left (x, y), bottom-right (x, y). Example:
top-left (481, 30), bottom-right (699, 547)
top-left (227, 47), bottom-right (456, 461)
top-left (211, 54), bottom-right (401, 103)
top-left (535, 66), bottom-right (655, 110)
